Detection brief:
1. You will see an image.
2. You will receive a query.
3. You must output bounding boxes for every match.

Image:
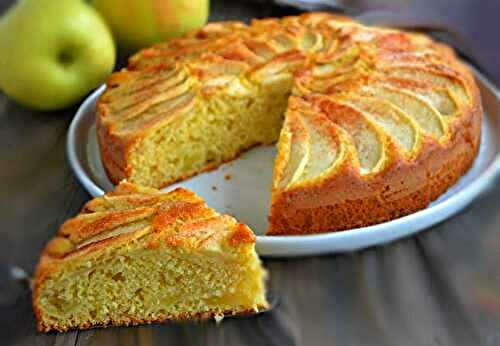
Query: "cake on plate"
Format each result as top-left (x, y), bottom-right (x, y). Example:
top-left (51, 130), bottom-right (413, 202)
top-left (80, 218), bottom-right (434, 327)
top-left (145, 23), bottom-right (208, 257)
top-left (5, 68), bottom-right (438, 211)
top-left (33, 182), bottom-right (268, 332)
top-left (96, 13), bottom-right (482, 235)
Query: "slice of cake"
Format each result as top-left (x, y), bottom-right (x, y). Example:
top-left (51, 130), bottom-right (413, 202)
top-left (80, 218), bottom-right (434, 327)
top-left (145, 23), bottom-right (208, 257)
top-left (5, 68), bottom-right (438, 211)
top-left (33, 182), bottom-right (268, 332)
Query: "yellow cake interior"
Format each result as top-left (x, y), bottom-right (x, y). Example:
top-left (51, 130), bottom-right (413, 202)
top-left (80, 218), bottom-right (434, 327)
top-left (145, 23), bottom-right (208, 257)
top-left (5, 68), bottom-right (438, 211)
top-left (37, 236), bottom-right (266, 329)
top-left (127, 75), bottom-right (291, 187)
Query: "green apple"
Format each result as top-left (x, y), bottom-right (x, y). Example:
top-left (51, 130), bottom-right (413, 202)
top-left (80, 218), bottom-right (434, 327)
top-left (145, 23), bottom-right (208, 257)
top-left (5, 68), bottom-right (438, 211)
top-left (92, 0), bottom-right (209, 51)
top-left (0, 0), bottom-right (116, 111)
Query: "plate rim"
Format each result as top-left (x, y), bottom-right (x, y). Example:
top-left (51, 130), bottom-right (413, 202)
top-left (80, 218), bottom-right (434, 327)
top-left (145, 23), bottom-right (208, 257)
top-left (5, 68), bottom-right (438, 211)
top-left (67, 67), bottom-right (500, 257)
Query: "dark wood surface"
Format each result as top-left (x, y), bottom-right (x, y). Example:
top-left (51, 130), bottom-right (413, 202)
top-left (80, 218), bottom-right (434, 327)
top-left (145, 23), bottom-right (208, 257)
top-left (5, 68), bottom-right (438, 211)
top-left (1, 1), bottom-right (500, 345)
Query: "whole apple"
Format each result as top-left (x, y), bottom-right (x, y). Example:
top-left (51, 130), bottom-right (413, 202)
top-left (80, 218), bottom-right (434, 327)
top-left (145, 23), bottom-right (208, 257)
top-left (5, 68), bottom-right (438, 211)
top-left (0, 0), bottom-right (116, 111)
top-left (92, 0), bottom-right (209, 51)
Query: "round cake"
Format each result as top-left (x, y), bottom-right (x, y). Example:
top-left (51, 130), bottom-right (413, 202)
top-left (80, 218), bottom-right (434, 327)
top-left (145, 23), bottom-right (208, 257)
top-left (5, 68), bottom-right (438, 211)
top-left (96, 13), bottom-right (482, 235)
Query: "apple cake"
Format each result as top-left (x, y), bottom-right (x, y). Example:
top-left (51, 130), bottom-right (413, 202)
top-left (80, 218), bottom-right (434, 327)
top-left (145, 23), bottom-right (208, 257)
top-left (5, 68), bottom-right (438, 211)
top-left (96, 13), bottom-right (482, 235)
top-left (33, 182), bottom-right (268, 332)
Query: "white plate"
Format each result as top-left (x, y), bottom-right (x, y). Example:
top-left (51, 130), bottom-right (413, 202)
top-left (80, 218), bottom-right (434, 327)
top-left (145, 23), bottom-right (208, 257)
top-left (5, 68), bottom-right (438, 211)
top-left (67, 67), bottom-right (500, 257)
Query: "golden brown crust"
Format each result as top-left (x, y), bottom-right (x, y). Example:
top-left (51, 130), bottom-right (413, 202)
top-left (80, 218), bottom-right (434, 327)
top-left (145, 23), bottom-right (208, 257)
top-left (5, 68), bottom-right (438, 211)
top-left (35, 306), bottom-right (268, 333)
top-left (95, 110), bottom-right (131, 185)
top-left (229, 224), bottom-right (257, 246)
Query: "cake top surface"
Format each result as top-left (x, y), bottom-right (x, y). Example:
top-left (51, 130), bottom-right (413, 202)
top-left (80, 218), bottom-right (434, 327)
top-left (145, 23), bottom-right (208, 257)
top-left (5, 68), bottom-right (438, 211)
top-left (41, 182), bottom-right (255, 261)
top-left (97, 14), bottom-right (442, 131)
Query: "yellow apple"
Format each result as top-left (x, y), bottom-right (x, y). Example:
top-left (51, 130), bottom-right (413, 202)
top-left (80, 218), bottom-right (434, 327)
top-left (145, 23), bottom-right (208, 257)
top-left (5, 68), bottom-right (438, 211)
top-left (0, 0), bottom-right (116, 111)
top-left (92, 0), bottom-right (209, 51)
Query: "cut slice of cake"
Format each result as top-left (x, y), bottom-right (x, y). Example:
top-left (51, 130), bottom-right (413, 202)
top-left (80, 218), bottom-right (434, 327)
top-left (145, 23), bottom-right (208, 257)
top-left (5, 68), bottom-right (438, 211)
top-left (33, 182), bottom-right (268, 332)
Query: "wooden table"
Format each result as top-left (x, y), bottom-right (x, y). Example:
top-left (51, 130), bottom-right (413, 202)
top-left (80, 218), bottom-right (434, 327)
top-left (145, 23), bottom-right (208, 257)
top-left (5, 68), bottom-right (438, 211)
top-left (1, 1), bottom-right (499, 345)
